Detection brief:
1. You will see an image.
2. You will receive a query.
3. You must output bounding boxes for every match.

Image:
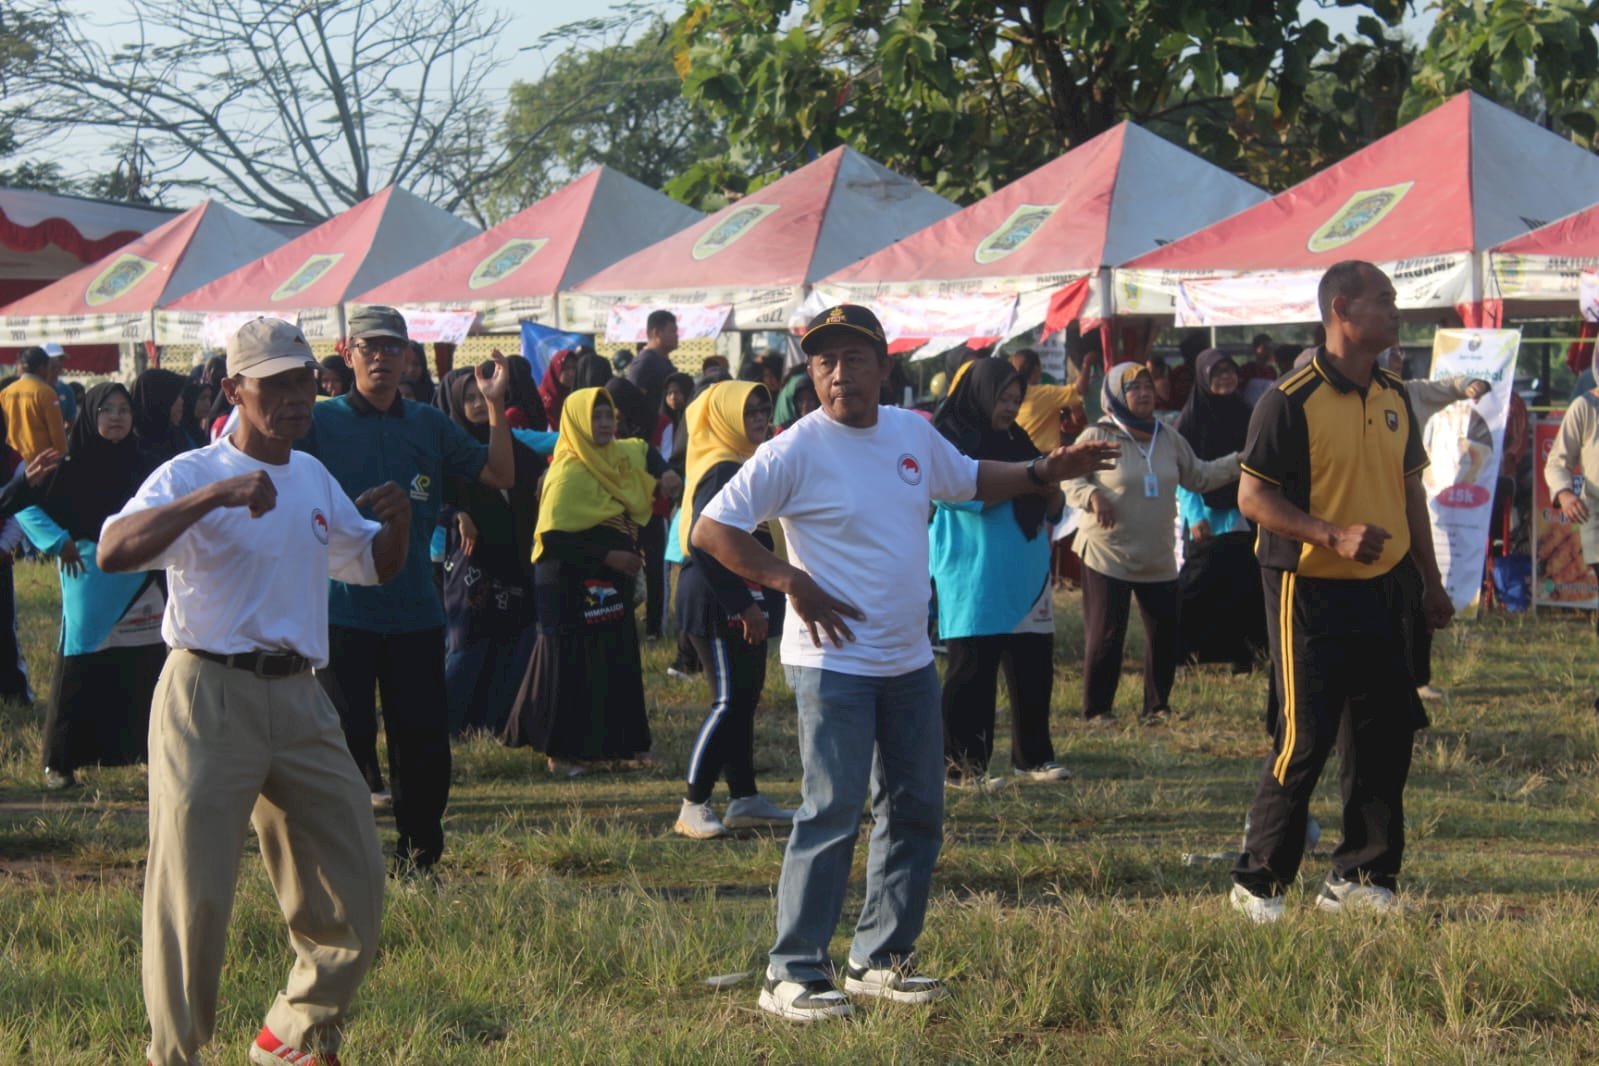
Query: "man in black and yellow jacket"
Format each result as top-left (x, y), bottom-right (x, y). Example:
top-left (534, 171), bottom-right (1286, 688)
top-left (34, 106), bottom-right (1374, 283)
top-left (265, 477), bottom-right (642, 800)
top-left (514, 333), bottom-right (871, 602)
top-left (1229, 260), bottom-right (1453, 923)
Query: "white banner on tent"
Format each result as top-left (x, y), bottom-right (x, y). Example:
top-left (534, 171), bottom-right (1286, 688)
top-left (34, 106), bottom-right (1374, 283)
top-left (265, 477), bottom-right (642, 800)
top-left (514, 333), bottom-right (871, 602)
top-left (1175, 272), bottom-right (1320, 327)
top-left (1582, 268), bottom-right (1599, 323)
top-left (1489, 253), bottom-right (1599, 302)
top-left (1145, 253), bottom-right (1474, 323)
top-left (1422, 328), bottom-right (1519, 616)
top-left (199, 310), bottom-right (281, 349)
top-left (604, 303), bottom-right (731, 342)
top-left (859, 292), bottom-right (1018, 343)
top-left (0, 310), bottom-right (151, 345)
top-left (392, 308), bottom-right (477, 344)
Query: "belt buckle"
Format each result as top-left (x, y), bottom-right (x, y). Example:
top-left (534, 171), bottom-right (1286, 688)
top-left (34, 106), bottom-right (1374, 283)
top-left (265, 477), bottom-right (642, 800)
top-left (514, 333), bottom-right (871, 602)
top-left (251, 654), bottom-right (276, 679)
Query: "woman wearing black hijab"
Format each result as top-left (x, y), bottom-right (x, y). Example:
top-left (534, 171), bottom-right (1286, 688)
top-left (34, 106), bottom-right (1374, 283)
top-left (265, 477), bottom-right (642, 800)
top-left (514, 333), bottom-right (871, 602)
top-left (929, 359), bottom-right (1069, 785)
top-left (14, 383), bottom-right (166, 788)
top-left (129, 368), bottom-right (189, 464)
top-left (503, 354), bottom-right (548, 431)
top-left (1173, 350), bottom-right (1265, 671)
top-left (438, 368), bottom-right (546, 736)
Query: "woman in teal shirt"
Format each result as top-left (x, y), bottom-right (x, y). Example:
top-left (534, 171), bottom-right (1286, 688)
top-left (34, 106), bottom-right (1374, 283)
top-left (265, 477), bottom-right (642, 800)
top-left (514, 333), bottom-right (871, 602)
top-left (929, 359), bottom-right (1068, 786)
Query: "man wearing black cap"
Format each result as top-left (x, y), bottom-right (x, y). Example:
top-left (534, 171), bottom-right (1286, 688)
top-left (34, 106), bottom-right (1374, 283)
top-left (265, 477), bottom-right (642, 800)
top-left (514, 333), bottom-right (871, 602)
top-left (100, 316), bottom-right (410, 1066)
top-left (693, 304), bottom-right (1120, 1020)
top-left (299, 305), bottom-right (516, 879)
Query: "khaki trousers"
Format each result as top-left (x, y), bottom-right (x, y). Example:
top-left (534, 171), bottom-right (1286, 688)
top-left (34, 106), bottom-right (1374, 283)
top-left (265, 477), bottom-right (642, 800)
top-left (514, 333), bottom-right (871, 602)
top-left (143, 650), bottom-right (384, 1066)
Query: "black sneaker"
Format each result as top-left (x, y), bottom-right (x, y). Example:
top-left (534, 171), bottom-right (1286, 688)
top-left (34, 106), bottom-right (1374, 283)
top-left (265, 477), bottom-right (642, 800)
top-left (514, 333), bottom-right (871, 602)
top-left (757, 972), bottom-right (853, 1020)
top-left (843, 959), bottom-right (947, 1004)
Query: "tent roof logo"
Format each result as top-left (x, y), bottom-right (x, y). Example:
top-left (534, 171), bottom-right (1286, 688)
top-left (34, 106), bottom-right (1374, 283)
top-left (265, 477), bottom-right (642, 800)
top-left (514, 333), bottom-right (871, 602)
top-left (692, 203), bottom-right (780, 261)
top-left (272, 253), bottom-right (345, 302)
top-left (974, 204), bottom-right (1059, 264)
top-left (1306, 182), bottom-right (1414, 254)
top-left (84, 253), bottom-right (158, 307)
top-left (469, 238), bottom-right (548, 290)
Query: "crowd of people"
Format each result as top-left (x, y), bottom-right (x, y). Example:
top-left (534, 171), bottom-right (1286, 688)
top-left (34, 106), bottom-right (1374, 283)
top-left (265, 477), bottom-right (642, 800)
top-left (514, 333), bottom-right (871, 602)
top-left (0, 256), bottom-right (1517, 1057)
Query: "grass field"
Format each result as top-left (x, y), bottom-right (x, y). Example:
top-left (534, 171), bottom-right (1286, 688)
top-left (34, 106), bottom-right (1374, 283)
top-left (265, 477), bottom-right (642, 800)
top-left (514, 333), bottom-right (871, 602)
top-left (4, 557), bottom-right (1599, 1063)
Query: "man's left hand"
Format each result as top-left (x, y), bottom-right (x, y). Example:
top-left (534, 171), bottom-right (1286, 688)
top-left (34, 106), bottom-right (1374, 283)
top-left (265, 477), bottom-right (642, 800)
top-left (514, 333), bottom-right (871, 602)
top-left (1423, 582), bottom-right (1454, 631)
top-left (1465, 379), bottom-right (1491, 401)
top-left (1037, 439), bottom-right (1119, 481)
top-left (476, 350), bottom-right (511, 406)
top-left (356, 482), bottom-right (412, 526)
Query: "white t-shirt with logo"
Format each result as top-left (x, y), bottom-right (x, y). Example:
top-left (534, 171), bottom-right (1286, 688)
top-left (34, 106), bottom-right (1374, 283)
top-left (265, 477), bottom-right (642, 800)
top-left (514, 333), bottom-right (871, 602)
top-left (104, 438), bottom-right (381, 667)
top-left (700, 406), bottom-right (979, 677)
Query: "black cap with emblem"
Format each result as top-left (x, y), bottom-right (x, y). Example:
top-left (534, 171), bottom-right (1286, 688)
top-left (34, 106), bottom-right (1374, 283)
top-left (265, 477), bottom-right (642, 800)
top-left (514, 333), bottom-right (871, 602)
top-left (800, 304), bottom-right (887, 357)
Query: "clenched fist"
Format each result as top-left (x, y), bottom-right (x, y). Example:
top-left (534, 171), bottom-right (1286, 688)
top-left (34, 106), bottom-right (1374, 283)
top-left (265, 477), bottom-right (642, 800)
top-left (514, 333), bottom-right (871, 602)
top-left (355, 482), bottom-right (411, 526)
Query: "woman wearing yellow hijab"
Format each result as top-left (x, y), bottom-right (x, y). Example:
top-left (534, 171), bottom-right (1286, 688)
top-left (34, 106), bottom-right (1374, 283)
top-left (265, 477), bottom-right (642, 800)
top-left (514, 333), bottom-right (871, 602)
top-left (670, 381), bottom-right (794, 839)
top-left (504, 388), bottom-right (662, 776)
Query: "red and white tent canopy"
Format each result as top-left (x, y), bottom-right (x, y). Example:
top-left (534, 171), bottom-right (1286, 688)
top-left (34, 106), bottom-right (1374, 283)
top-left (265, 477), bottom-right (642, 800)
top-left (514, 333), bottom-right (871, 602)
top-left (353, 167), bottom-right (701, 338)
top-left (0, 187), bottom-right (187, 315)
top-left (564, 147), bottom-right (956, 334)
top-left (162, 186), bottom-right (478, 342)
top-left (1118, 92), bottom-right (1599, 327)
top-left (1488, 202), bottom-right (1599, 320)
top-left (810, 123), bottom-right (1264, 346)
top-left (0, 200), bottom-right (284, 346)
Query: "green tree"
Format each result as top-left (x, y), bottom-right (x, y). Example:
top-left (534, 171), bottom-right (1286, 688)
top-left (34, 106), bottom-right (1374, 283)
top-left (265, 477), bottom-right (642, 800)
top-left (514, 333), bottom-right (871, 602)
top-left (669, 0), bottom-right (1411, 204)
top-left (1404, 0), bottom-right (1599, 146)
top-left (491, 14), bottom-right (724, 219)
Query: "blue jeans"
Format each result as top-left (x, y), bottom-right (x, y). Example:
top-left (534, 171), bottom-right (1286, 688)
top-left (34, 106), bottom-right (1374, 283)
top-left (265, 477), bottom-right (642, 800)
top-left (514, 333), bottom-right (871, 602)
top-left (770, 662), bottom-right (944, 983)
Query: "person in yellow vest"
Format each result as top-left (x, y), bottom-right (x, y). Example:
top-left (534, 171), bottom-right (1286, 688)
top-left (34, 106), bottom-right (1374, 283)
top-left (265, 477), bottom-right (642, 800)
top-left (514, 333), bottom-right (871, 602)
top-left (2, 346), bottom-right (68, 461)
top-left (1008, 347), bottom-right (1091, 454)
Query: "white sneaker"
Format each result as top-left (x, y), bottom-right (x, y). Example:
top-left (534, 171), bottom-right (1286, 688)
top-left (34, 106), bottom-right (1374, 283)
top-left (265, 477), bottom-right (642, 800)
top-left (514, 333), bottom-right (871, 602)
top-left (370, 789), bottom-right (392, 810)
top-left (1315, 875), bottom-right (1400, 914)
top-left (1016, 761), bottom-right (1072, 781)
top-left (723, 793), bottom-right (794, 828)
top-left (1230, 883), bottom-right (1285, 924)
top-left (673, 799), bottom-right (727, 839)
top-left (946, 774), bottom-right (1005, 792)
top-left (1416, 684), bottom-right (1445, 701)
top-left (758, 973), bottom-right (853, 1021)
top-left (843, 959), bottom-right (947, 1004)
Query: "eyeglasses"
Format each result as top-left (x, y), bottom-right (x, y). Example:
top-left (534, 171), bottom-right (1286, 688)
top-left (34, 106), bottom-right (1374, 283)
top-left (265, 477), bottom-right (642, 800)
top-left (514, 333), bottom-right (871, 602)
top-left (354, 338), bottom-right (407, 357)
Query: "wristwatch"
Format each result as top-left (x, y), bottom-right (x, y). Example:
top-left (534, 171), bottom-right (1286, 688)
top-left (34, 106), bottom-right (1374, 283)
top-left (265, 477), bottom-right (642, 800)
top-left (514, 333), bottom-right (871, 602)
top-left (1025, 457), bottom-right (1047, 486)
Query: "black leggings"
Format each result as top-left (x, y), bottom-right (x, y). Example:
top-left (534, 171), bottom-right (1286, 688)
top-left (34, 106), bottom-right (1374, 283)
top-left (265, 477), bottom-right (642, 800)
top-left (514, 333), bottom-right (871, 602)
top-left (941, 632), bottom-right (1055, 776)
top-left (683, 631), bottom-right (766, 803)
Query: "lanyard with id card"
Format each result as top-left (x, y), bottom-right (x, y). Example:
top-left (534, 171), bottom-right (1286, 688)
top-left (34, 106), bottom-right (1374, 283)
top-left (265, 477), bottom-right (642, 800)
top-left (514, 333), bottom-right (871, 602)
top-left (1112, 416), bottom-right (1161, 498)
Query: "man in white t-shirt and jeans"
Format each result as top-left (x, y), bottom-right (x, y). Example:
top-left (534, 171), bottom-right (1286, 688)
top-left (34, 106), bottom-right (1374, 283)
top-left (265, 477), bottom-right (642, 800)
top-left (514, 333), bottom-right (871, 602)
top-left (100, 318), bottom-right (411, 1066)
top-left (694, 305), bottom-right (1119, 1020)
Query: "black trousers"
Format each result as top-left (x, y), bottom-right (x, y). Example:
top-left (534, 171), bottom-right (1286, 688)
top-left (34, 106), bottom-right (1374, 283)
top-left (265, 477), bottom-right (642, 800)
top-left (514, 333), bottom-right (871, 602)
top-left (942, 632), bottom-right (1055, 776)
top-left (640, 514), bottom-right (667, 636)
top-left (684, 632), bottom-right (766, 803)
top-left (1080, 566), bottom-right (1179, 719)
top-left (1235, 569), bottom-right (1420, 896)
top-left (320, 625), bottom-right (451, 870)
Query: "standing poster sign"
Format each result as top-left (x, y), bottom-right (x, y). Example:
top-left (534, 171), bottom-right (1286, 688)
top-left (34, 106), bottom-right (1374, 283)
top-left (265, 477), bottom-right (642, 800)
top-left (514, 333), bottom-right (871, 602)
top-left (1532, 416), bottom-right (1599, 609)
top-left (1422, 329), bottom-right (1519, 616)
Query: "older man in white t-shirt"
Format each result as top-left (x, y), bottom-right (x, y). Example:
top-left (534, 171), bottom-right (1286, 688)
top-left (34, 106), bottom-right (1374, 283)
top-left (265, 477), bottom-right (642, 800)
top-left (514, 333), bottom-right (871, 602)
top-left (100, 318), bottom-right (411, 1066)
top-left (694, 305), bottom-right (1119, 1021)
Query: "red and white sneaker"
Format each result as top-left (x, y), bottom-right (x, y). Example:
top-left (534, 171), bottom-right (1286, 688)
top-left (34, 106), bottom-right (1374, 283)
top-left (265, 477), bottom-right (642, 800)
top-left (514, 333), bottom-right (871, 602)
top-left (249, 1026), bottom-right (342, 1065)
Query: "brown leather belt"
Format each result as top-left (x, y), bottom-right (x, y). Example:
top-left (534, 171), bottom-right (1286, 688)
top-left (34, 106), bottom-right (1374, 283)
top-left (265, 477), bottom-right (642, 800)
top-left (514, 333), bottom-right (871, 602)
top-left (189, 648), bottom-right (311, 678)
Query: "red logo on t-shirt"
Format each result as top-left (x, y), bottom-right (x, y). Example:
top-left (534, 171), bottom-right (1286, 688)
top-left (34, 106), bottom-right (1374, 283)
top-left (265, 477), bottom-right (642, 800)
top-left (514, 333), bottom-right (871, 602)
top-left (310, 509), bottom-right (330, 545)
top-left (897, 454), bottom-right (922, 486)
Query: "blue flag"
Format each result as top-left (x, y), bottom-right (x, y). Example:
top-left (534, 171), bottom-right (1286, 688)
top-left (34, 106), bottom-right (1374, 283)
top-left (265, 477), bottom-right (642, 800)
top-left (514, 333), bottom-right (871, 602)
top-left (519, 320), bottom-right (590, 386)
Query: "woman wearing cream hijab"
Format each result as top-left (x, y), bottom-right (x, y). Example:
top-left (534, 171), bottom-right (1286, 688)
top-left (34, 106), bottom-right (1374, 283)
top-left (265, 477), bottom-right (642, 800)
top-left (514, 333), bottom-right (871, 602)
top-left (671, 381), bottom-right (795, 839)
top-left (502, 387), bottom-right (661, 777)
